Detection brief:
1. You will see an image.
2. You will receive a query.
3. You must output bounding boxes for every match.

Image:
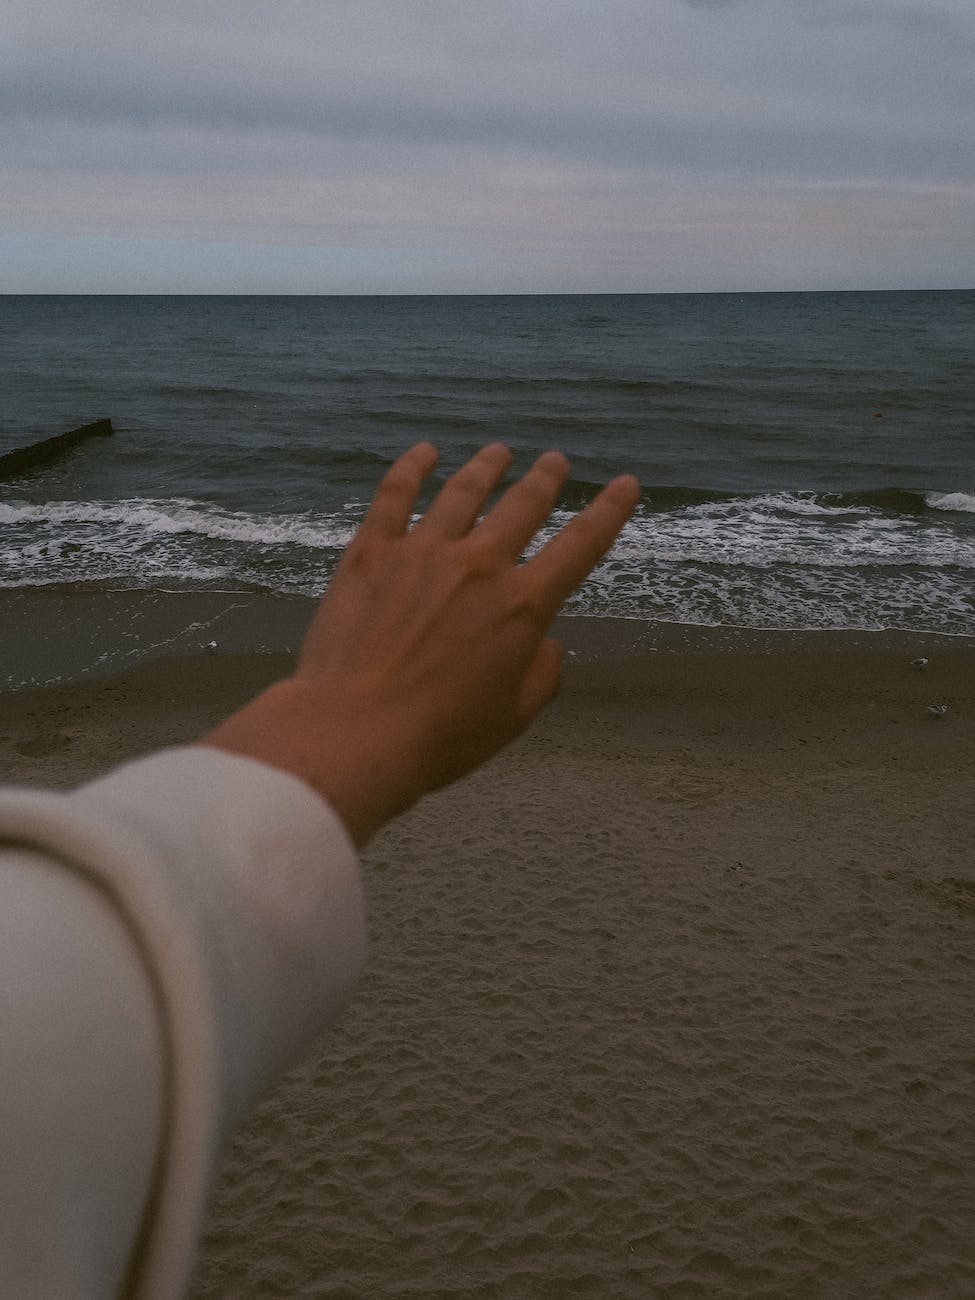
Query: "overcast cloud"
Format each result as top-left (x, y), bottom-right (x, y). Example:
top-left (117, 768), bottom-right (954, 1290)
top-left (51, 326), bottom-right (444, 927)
top-left (3, 0), bottom-right (973, 291)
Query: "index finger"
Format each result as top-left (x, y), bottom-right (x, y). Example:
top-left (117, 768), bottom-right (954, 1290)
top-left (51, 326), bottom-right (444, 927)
top-left (524, 474), bottom-right (640, 617)
top-left (356, 442), bottom-right (438, 542)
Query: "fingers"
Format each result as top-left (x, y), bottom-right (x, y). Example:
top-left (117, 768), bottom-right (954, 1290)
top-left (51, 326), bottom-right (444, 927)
top-left (475, 450), bottom-right (570, 558)
top-left (415, 442), bottom-right (513, 538)
top-left (356, 445), bottom-right (639, 625)
top-left (525, 474), bottom-right (640, 617)
top-left (356, 442), bottom-right (438, 542)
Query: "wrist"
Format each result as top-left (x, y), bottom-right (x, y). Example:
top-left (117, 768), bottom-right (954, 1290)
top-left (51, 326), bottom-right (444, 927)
top-left (196, 676), bottom-right (418, 847)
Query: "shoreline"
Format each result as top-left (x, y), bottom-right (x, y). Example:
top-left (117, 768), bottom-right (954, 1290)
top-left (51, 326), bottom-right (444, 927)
top-left (2, 624), bottom-right (971, 792)
top-left (2, 579), bottom-right (974, 692)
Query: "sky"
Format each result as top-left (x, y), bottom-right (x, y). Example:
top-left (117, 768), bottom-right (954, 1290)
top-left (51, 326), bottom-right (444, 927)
top-left (3, 0), bottom-right (973, 293)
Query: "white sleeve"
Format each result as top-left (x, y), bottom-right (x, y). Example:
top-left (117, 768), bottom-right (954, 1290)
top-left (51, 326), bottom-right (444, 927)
top-left (0, 746), bottom-right (366, 1300)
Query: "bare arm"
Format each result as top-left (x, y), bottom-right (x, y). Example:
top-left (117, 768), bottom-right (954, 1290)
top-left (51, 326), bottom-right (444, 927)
top-left (200, 442), bottom-right (639, 846)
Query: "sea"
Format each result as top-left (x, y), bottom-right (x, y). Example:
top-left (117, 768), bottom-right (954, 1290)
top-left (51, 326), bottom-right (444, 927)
top-left (1, 291), bottom-right (973, 688)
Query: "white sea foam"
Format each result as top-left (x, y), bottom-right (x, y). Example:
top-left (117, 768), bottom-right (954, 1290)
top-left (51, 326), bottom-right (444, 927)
top-left (3, 490), bottom-right (974, 634)
top-left (0, 496), bottom-right (360, 597)
top-left (544, 498), bottom-right (975, 571)
top-left (0, 498), bottom-right (357, 549)
top-left (926, 491), bottom-right (975, 514)
top-left (689, 492), bottom-right (872, 518)
top-left (536, 498), bottom-right (975, 634)
top-left (568, 550), bottom-right (975, 634)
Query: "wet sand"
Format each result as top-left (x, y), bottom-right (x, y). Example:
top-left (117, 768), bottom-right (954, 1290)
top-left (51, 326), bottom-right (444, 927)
top-left (2, 626), bottom-right (974, 1297)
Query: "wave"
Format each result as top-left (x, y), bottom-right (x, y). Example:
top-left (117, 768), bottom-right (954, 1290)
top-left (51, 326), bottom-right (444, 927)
top-left (925, 491), bottom-right (975, 514)
top-left (4, 483), bottom-right (972, 559)
top-left (144, 384), bottom-right (258, 400)
top-left (0, 498), bottom-right (355, 550)
top-left (556, 478), bottom-right (722, 511)
top-left (556, 479), bottom-right (975, 518)
top-left (312, 370), bottom-right (704, 397)
top-left (4, 479), bottom-right (972, 533)
top-left (3, 489), bottom-right (974, 633)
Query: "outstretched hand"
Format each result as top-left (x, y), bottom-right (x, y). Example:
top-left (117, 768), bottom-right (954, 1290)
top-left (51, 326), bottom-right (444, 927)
top-left (201, 443), bottom-right (639, 844)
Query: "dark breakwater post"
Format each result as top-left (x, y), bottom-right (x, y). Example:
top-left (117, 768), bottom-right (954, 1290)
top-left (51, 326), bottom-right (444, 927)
top-left (0, 419), bottom-right (114, 480)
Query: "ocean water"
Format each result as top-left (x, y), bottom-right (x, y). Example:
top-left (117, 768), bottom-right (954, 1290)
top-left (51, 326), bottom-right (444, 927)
top-left (1, 292), bottom-right (973, 685)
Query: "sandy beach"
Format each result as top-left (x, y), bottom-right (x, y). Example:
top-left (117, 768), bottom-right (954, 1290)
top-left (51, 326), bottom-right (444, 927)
top-left (2, 625), bottom-right (973, 1297)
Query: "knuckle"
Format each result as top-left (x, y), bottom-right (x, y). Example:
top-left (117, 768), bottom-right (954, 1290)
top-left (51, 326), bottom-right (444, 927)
top-left (408, 528), bottom-right (439, 559)
top-left (509, 570), bottom-right (545, 619)
top-left (342, 536), bottom-right (379, 575)
top-left (463, 531), bottom-right (505, 575)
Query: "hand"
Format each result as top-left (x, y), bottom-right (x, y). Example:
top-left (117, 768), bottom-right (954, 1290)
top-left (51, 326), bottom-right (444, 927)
top-left (201, 443), bottom-right (639, 844)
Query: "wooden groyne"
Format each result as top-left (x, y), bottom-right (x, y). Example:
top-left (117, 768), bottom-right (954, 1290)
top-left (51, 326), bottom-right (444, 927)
top-left (0, 419), bottom-right (114, 480)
